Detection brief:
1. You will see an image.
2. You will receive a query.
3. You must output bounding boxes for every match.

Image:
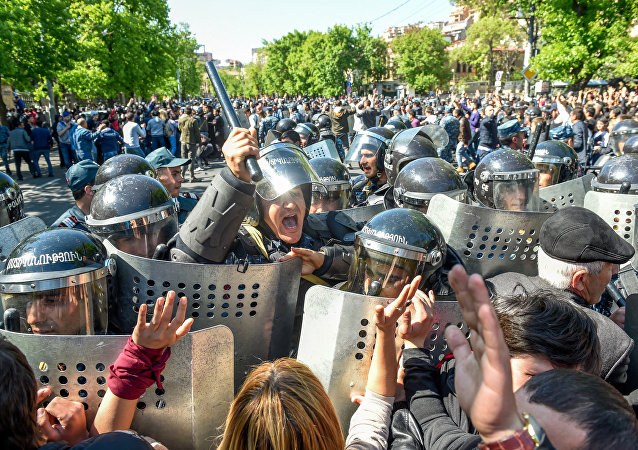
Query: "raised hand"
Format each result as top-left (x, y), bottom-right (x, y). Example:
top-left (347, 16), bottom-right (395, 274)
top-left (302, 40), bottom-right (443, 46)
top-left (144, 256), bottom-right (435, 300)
top-left (279, 247), bottom-right (325, 275)
top-left (133, 291), bottom-right (194, 349)
top-left (222, 128), bottom-right (259, 183)
top-left (445, 265), bottom-right (523, 443)
top-left (398, 289), bottom-right (435, 349)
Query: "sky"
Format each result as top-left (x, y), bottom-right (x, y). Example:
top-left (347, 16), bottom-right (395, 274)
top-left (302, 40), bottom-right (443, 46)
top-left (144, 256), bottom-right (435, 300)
top-left (166, 0), bottom-right (455, 64)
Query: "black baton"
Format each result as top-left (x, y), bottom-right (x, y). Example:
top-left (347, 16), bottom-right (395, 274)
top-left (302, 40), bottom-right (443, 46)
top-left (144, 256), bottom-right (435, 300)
top-left (205, 61), bottom-right (262, 182)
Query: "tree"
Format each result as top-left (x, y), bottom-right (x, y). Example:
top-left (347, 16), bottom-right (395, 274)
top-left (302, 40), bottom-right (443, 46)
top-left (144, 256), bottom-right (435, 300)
top-left (391, 27), bottom-right (451, 92)
top-left (155, 23), bottom-right (204, 99)
top-left (453, 14), bottom-right (525, 88)
top-left (0, 0), bottom-right (78, 124)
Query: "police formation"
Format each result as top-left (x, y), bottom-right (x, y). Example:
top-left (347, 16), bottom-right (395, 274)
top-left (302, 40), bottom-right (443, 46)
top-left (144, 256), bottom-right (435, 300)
top-left (1, 107), bottom-right (638, 449)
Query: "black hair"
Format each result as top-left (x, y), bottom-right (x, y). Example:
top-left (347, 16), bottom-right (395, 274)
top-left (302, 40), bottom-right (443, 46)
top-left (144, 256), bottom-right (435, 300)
top-left (571, 108), bottom-right (585, 121)
top-left (184, 106), bottom-right (192, 115)
top-left (523, 369), bottom-right (638, 450)
top-left (125, 112), bottom-right (135, 121)
top-left (493, 289), bottom-right (601, 374)
top-left (72, 186), bottom-right (90, 201)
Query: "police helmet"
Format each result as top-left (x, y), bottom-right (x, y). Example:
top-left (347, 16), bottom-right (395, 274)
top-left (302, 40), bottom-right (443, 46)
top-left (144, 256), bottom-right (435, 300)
top-left (474, 150), bottom-right (540, 211)
top-left (344, 127), bottom-right (395, 169)
top-left (313, 114), bottom-right (332, 131)
top-left (624, 136), bottom-right (638, 155)
top-left (195, 106), bottom-right (204, 115)
top-left (275, 118), bottom-right (298, 134)
top-left (384, 127), bottom-right (438, 186)
top-left (591, 154), bottom-right (638, 194)
top-left (609, 119), bottom-right (638, 155)
top-left (93, 154), bottom-right (157, 191)
top-left (525, 106), bottom-right (542, 120)
top-left (344, 208), bottom-right (446, 297)
top-left (294, 123), bottom-right (320, 147)
top-left (309, 157), bottom-right (351, 214)
top-left (384, 118), bottom-right (408, 133)
top-left (0, 171), bottom-right (24, 227)
top-left (0, 228), bottom-right (112, 335)
top-left (86, 174), bottom-right (178, 258)
top-left (393, 158), bottom-right (466, 213)
top-left (532, 141), bottom-right (579, 187)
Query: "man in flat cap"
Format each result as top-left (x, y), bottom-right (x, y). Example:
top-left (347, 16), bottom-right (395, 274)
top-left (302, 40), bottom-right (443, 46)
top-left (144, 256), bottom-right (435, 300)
top-left (497, 119), bottom-right (527, 151)
top-left (488, 206), bottom-right (635, 388)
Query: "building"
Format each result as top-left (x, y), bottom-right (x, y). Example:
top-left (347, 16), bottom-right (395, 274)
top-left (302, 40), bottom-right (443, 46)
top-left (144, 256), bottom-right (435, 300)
top-left (196, 52), bottom-right (213, 63)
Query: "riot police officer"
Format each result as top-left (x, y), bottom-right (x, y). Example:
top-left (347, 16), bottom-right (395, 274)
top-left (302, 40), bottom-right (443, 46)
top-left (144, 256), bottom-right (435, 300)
top-left (0, 228), bottom-right (112, 335)
top-left (608, 119), bottom-right (638, 156)
top-left (384, 118), bottom-right (408, 133)
top-left (342, 208), bottom-right (446, 298)
top-left (532, 140), bottom-right (579, 188)
top-left (591, 154), bottom-right (638, 194)
top-left (265, 118), bottom-right (297, 146)
top-left (623, 136), bottom-right (638, 155)
top-left (91, 153), bottom-right (157, 191)
top-left (51, 160), bottom-right (99, 231)
top-left (392, 157), bottom-right (467, 213)
top-left (384, 127), bottom-right (439, 187)
top-left (313, 113), bottom-right (343, 158)
top-left (347, 127), bottom-right (395, 205)
top-left (294, 122), bottom-right (320, 148)
top-left (86, 174), bottom-right (179, 258)
top-left (146, 146), bottom-right (198, 224)
top-left (0, 170), bottom-right (24, 228)
top-left (474, 149), bottom-right (540, 211)
top-left (308, 157), bottom-right (352, 214)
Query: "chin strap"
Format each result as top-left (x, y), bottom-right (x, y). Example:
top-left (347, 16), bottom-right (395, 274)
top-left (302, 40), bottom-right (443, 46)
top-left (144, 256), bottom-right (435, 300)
top-left (241, 223), bottom-right (329, 287)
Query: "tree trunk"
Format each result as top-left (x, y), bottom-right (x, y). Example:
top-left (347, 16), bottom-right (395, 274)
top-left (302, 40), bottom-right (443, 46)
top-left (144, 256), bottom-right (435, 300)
top-left (0, 75), bottom-right (8, 127)
top-left (569, 74), bottom-right (594, 92)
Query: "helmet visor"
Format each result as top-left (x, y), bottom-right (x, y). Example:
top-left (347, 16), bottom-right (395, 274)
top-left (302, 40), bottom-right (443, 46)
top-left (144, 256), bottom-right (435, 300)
top-left (395, 188), bottom-right (467, 213)
top-left (310, 187), bottom-right (351, 213)
top-left (344, 246), bottom-right (418, 298)
top-left (345, 134), bottom-right (385, 166)
top-left (534, 162), bottom-right (561, 188)
top-left (1, 278), bottom-right (108, 335)
top-left (609, 130), bottom-right (638, 156)
top-left (256, 144), bottom-right (326, 201)
top-left (493, 177), bottom-right (540, 211)
top-left (104, 215), bottom-right (178, 258)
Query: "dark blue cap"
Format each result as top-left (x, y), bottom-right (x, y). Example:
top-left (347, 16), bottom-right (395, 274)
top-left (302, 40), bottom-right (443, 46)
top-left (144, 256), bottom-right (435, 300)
top-left (65, 160), bottom-right (99, 191)
top-left (549, 124), bottom-right (574, 140)
top-left (497, 119), bottom-right (526, 138)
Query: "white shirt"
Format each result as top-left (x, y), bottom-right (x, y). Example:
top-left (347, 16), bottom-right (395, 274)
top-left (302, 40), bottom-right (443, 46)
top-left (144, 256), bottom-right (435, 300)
top-left (122, 121), bottom-right (146, 148)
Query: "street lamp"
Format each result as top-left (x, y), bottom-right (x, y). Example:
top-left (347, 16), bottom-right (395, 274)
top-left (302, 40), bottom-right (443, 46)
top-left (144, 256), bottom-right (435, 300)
top-left (452, 68), bottom-right (455, 85)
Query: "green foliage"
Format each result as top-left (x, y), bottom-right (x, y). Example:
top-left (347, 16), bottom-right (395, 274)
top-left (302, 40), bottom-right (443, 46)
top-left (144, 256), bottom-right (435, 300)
top-left (391, 27), bottom-right (451, 92)
top-left (155, 23), bottom-right (204, 98)
top-left (215, 69), bottom-right (243, 97)
top-left (452, 14), bottom-right (525, 86)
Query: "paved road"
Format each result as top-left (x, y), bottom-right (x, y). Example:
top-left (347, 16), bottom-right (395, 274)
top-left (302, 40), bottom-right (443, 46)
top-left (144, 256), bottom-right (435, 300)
top-left (8, 149), bottom-right (225, 226)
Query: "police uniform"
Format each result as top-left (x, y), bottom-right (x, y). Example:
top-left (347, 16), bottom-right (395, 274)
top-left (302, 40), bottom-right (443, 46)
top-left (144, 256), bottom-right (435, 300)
top-left (177, 192), bottom-right (200, 224)
top-left (259, 113), bottom-right (279, 144)
top-left (51, 204), bottom-right (89, 232)
top-left (438, 111), bottom-right (460, 162)
top-left (351, 174), bottom-right (385, 206)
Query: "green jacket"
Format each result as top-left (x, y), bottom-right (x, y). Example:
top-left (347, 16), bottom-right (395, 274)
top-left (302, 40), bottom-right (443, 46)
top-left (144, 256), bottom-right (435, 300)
top-left (178, 115), bottom-right (201, 144)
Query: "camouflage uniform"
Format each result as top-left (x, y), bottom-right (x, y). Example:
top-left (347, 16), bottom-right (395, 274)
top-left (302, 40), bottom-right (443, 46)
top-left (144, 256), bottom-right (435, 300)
top-left (438, 114), bottom-right (460, 163)
top-left (259, 115), bottom-right (279, 144)
top-left (51, 205), bottom-right (89, 232)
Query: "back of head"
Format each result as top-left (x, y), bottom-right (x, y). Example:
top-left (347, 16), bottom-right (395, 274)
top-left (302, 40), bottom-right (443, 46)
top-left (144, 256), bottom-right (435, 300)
top-left (0, 338), bottom-right (39, 450)
top-left (493, 289), bottom-right (601, 374)
top-left (522, 369), bottom-right (638, 449)
top-left (218, 358), bottom-right (344, 450)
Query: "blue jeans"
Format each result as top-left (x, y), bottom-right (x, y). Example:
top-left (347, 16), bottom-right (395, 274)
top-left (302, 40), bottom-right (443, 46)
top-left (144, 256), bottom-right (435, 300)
top-left (0, 143), bottom-right (9, 171)
top-left (76, 148), bottom-right (94, 161)
top-left (103, 151), bottom-right (118, 161)
top-left (456, 143), bottom-right (475, 168)
top-left (125, 146), bottom-right (145, 157)
top-left (169, 136), bottom-right (177, 155)
top-left (33, 149), bottom-right (54, 175)
top-left (151, 135), bottom-right (164, 150)
top-left (59, 142), bottom-right (73, 168)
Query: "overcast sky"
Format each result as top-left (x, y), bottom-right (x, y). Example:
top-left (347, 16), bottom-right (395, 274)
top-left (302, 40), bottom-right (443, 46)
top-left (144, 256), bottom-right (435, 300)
top-left (166, 0), bottom-right (454, 63)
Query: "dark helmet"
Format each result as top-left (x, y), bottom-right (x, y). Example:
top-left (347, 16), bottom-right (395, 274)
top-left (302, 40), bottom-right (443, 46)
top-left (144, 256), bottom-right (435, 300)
top-left (474, 150), bottom-right (540, 211)
top-left (0, 171), bottom-right (24, 227)
top-left (435, 105), bottom-right (445, 115)
top-left (344, 208), bottom-right (446, 297)
top-left (525, 106), bottom-right (542, 120)
top-left (393, 158), bottom-right (466, 212)
top-left (275, 118), bottom-right (297, 134)
top-left (294, 123), bottom-right (320, 147)
top-left (384, 118), bottom-right (408, 133)
top-left (624, 136), bottom-right (638, 155)
top-left (344, 127), bottom-right (395, 169)
top-left (532, 141), bottom-right (579, 187)
top-left (247, 143), bottom-right (325, 226)
top-left (86, 174), bottom-right (178, 258)
top-left (0, 228), bottom-right (113, 335)
top-left (609, 119), bottom-right (638, 156)
top-left (194, 106), bottom-right (204, 115)
top-left (313, 113), bottom-right (332, 131)
top-left (309, 157), bottom-right (351, 213)
top-left (591, 154), bottom-right (638, 194)
top-left (93, 154), bottom-right (157, 190)
top-left (384, 127), bottom-right (439, 186)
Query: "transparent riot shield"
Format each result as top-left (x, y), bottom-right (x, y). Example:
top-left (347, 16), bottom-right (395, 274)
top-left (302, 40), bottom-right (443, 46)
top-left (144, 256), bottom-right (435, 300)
top-left (426, 194), bottom-right (553, 278)
top-left (0, 325), bottom-right (233, 450)
top-left (304, 139), bottom-right (341, 160)
top-left (584, 191), bottom-right (638, 268)
top-left (539, 174), bottom-right (593, 212)
top-left (310, 203), bottom-right (385, 227)
top-left (104, 240), bottom-right (302, 389)
top-left (0, 216), bottom-right (46, 271)
top-left (297, 285), bottom-right (465, 432)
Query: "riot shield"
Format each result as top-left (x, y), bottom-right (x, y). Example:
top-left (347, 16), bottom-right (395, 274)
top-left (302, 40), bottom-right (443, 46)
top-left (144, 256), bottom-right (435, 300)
top-left (584, 191), bottom-right (638, 269)
top-left (426, 194), bottom-right (553, 278)
top-left (304, 139), bottom-right (341, 160)
top-left (316, 203), bottom-right (385, 225)
top-left (104, 240), bottom-right (302, 389)
top-left (0, 325), bottom-right (233, 450)
top-left (297, 285), bottom-right (465, 432)
top-left (539, 174), bottom-right (593, 212)
top-left (0, 216), bottom-right (46, 271)
top-left (264, 129), bottom-right (278, 147)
